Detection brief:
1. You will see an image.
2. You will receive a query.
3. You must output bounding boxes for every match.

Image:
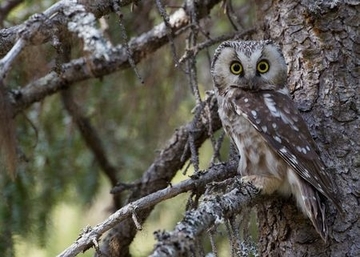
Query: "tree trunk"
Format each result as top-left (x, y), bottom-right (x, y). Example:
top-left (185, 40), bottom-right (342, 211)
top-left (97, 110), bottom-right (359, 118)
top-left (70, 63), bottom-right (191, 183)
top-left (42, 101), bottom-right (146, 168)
top-left (255, 1), bottom-right (360, 256)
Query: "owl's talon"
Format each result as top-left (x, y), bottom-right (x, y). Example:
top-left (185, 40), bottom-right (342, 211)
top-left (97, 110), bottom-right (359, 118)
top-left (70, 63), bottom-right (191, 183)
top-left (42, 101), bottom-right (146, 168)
top-left (241, 175), bottom-right (263, 191)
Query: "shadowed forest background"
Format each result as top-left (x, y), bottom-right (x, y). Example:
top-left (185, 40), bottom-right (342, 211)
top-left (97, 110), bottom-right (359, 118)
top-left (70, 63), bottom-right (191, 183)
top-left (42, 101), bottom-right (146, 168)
top-left (0, 0), bottom-right (359, 257)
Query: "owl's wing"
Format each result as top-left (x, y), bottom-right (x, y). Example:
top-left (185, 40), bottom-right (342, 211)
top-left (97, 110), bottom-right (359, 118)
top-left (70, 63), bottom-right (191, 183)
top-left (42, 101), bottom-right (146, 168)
top-left (230, 90), bottom-right (340, 208)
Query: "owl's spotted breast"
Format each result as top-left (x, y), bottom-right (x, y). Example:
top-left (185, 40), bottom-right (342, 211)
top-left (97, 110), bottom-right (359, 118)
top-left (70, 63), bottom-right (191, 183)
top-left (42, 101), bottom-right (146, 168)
top-left (219, 89), bottom-right (290, 195)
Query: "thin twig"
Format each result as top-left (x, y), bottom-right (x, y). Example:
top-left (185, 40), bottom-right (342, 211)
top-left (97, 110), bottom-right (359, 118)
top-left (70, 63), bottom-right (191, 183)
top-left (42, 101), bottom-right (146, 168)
top-left (187, 103), bottom-right (205, 172)
top-left (210, 131), bottom-right (225, 164)
top-left (208, 227), bottom-right (219, 257)
top-left (131, 206), bottom-right (143, 230)
top-left (113, 1), bottom-right (144, 83)
top-left (223, 0), bottom-right (241, 31)
top-left (178, 29), bottom-right (257, 65)
top-left (155, 0), bottom-right (184, 71)
top-left (205, 93), bottom-right (223, 164)
top-left (0, 1), bottom-right (63, 78)
top-left (186, 0), bottom-right (202, 105)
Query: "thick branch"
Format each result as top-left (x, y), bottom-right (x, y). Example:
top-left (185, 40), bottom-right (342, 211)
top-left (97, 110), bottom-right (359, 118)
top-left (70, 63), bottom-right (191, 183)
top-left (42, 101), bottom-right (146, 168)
top-left (0, 0), bottom-right (141, 56)
top-left (98, 92), bottom-right (222, 256)
top-left (55, 23), bottom-right (119, 197)
top-left (57, 162), bottom-right (237, 257)
top-left (10, 0), bottom-right (222, 115)
top-left (149, 179), bottom-right (261, 257)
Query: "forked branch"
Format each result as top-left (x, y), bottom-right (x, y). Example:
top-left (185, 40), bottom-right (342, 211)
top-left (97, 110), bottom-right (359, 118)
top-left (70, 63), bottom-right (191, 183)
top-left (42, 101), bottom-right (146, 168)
top-left (150, 178), bottom-right (261, 257)
top-left (57, 163), bottom-right (238, 257)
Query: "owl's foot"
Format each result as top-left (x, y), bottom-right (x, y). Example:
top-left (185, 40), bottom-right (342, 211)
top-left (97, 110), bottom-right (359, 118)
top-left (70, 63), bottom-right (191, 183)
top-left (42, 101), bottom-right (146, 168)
top-left (241, 175), bottom-right (282, 195)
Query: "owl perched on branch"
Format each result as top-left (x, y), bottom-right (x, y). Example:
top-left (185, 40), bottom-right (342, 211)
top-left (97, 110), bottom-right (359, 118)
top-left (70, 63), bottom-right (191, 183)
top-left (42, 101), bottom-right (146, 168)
top-left (210, 40), bottom-right (342, 241)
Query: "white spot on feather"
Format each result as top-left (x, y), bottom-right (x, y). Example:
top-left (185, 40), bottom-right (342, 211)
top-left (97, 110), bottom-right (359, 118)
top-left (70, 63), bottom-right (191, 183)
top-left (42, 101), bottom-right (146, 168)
top-left (288, 153), bottom-right (298, 164)
top-left (251, 110), bottom-right (257, 118)
top-left (296, 146), bottom-right (307, 154)
top-left (274, 136), bottom-right (282, 143)
top-left (263, 93), bottom-right (297, 126)
top-left (292, 125), bottom-right (299, 131)
top-left (280, 147), bottom-right (287, 154)
top-left (303, 169), bottom-right (311, 178)
top-left (263, 94), bottom-right (280, 117)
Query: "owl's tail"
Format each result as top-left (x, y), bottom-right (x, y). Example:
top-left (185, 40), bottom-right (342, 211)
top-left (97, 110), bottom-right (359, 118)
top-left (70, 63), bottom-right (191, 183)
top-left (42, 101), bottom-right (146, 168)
top-left (296, 181), bottom-right (328, 242)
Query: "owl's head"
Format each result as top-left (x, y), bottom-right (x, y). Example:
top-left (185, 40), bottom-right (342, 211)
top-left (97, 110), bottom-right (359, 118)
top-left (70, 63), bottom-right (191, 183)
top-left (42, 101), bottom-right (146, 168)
top-left (211, 40), bottom-right (288, 95)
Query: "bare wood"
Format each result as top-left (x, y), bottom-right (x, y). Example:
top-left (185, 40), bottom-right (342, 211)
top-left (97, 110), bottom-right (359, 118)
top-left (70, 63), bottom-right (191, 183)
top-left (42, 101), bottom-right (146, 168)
top-left (149, 179), bottom-right (261, 257)
top-left (10, 0), bottom-right (222, 115)
top-left (57, 162), bottom-right (237, 257)
top-left (97, 91), bottom-right (223, 256)
top-left (0, 0), bottom-right (138, 56)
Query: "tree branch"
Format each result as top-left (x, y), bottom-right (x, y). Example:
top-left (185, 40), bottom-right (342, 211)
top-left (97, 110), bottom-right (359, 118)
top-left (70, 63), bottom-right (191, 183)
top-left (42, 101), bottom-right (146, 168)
top-left (57, 162), bottom-right (237, 257)
top-left (0, 0), bottom-right (143, 56)
top-left (10, 0), bottom-right (222, 115)
top-left (149, 178), bottom-right (261, 257)
top-left (98, 91), bottom-right (222, 256)
top-left (54, 28), bottom-right (121, 208)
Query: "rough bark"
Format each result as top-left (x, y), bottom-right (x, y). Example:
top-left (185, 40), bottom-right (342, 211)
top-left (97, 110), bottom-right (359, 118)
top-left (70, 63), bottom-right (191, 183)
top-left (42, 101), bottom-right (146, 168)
top-left (150, 177), bottom-right (262, 257)
top-left (254, 1), bottom-right (360, 256)
top-left (58, 162), bottom-right (237, 257)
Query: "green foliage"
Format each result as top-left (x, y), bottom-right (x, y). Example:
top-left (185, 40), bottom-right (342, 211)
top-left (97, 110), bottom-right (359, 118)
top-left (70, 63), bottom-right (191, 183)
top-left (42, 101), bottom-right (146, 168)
top-left (1, 38), bottom-right (196, 256)
top-left (0, 1), bottom-right (257, 255)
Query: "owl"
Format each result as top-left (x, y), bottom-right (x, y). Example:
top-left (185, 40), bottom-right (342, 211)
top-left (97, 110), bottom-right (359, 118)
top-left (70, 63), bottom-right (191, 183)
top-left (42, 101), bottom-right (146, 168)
top-left (211, 40), bottom-right (342, 242)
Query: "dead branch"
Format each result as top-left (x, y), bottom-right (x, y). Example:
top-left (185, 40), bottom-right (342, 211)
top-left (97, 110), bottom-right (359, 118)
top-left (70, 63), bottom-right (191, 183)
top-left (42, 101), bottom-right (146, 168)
top-left (0, 0), bottom-right (141, 56)
top-left (0, 0), bottom-right (113, 79)
top-left (57, 162), bottom-right (237, 257)
top-left (55, 29), bottom-right (121, 209)
top-left (97, 91), bottom-right (222, 256)
top-left (9, 0), bottom-right (222, 116)
top-left (177, 30), bottom-right (256, 65)
top-left (149, 179), bottom-right (261, 257)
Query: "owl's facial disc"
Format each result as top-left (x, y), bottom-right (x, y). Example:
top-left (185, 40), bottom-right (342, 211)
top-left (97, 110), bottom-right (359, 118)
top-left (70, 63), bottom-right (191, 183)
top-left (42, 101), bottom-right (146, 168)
top-left (211, 42), bottom-right (288, 94)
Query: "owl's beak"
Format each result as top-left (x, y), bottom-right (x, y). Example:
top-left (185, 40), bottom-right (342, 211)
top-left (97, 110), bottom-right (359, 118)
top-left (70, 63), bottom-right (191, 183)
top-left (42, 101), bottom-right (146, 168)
top-left (244, 69), bottom-right (256, 80)
top-left (242, 77), bottom-right (259, 91)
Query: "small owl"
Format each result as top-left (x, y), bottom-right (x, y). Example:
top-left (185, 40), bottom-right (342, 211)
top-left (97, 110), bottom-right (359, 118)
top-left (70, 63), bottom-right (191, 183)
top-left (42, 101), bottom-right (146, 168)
top-left (211, 40), bottom-right (342, 241)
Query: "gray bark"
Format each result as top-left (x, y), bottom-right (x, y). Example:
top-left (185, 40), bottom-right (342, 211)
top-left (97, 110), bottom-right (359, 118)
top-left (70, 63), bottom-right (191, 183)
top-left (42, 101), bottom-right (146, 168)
top-left (254, 1), bottom-right (360, 256)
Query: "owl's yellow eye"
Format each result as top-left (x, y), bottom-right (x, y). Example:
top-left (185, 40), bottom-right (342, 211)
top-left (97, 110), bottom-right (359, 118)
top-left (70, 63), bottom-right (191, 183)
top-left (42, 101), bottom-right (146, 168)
top-left (257, 60), bottom-right (270, 73)
top-left (230, 61), bottom-right (243, 75)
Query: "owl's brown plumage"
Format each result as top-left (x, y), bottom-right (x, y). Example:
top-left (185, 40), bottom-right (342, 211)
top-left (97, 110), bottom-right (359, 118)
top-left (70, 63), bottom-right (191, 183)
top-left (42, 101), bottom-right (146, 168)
top-left (211, 40), bottom-right (342, 241)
